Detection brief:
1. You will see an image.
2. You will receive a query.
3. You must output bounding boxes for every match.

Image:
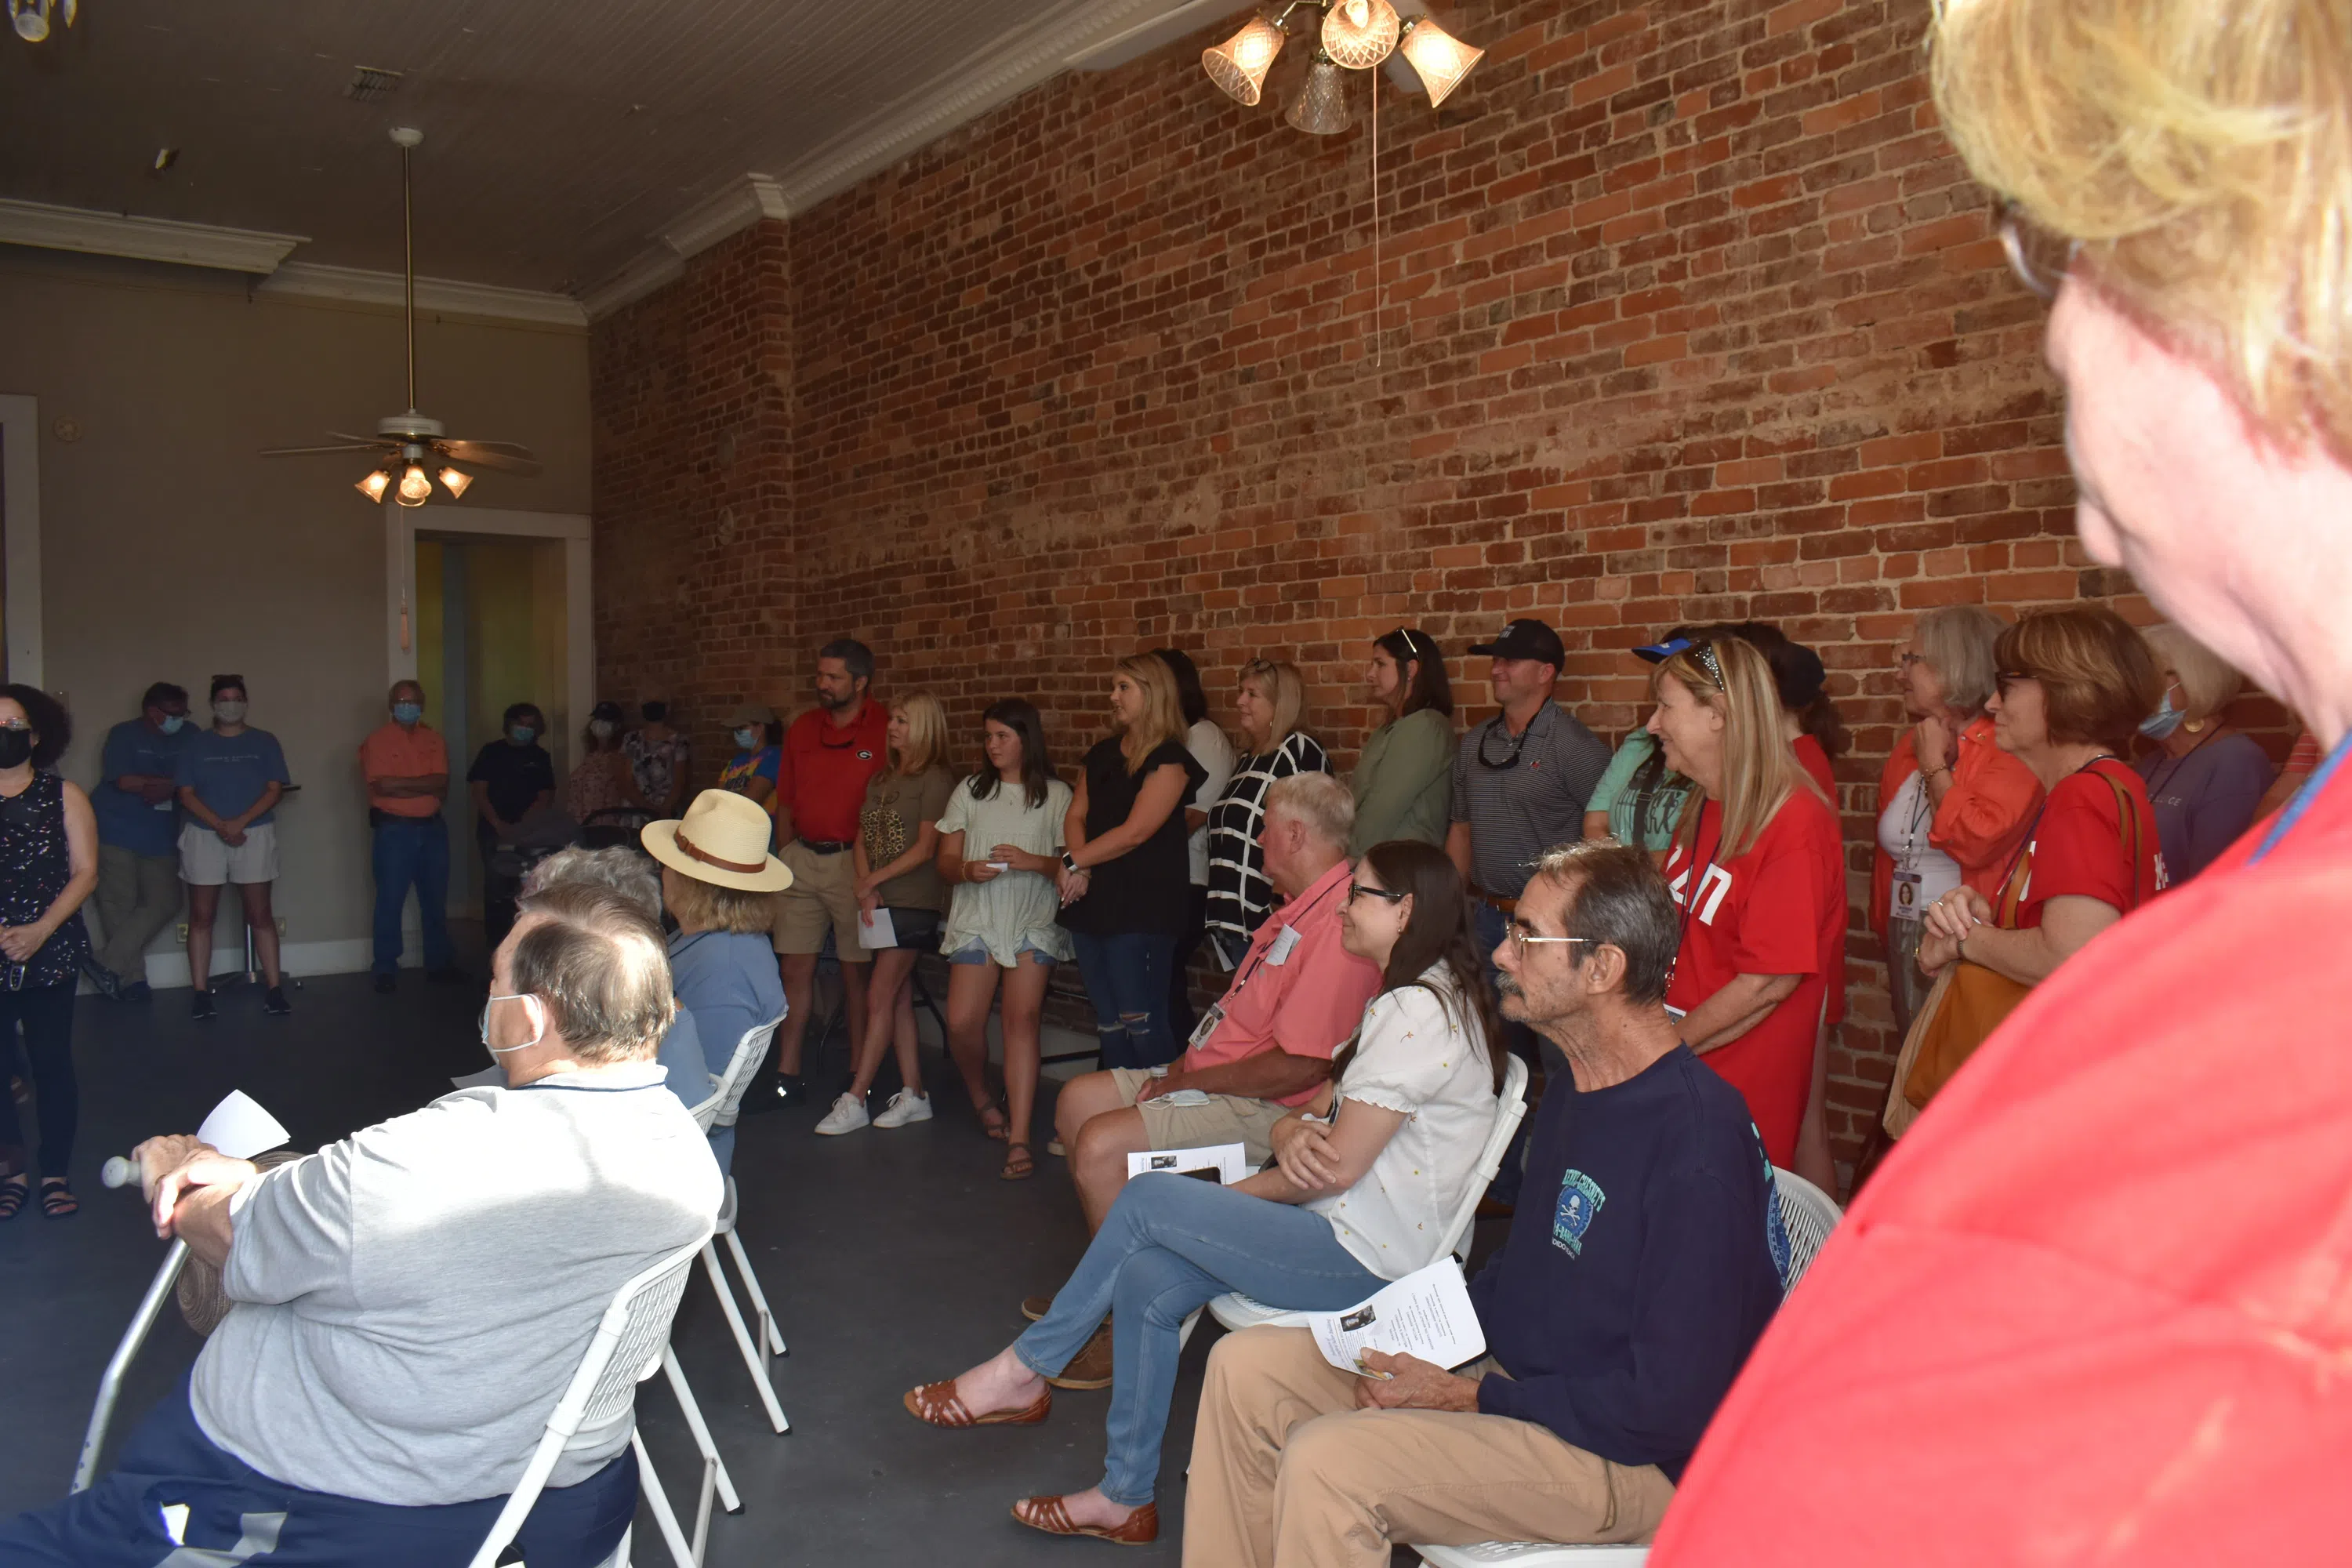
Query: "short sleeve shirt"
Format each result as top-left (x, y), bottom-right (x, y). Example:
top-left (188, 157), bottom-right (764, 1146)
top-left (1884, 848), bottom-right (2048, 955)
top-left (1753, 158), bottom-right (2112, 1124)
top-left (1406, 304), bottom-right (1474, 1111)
top-left (861, 766), bottom-right (956, 913)
top-left (717, 745), bottom-right (783, 842)
top-left (1450, 703), bottom-right (1613, 897)
top-left (466, 740), bottom-right (556, 824)
top-left (2010, 760), bottom-right (2165, 927)
top-left (360, 722), bottom-right (449, 818)
top-left (176, 728), bottom-right (292, 826)
top-left (1061, 737), bottom-right (1209, 938)
top-left (1586, 729), bottom-right (1692, 854)
top-left (96, 717), bottom-right (187, 855)
top-left (936, 775), bottom-right (1075, 964)
top-left (1661, 789), bottom-right (1843, 1168)
top-left (780, 702), bottom-right (890, 844)
top-left (1182, 859), bottom-right (1382, 1105)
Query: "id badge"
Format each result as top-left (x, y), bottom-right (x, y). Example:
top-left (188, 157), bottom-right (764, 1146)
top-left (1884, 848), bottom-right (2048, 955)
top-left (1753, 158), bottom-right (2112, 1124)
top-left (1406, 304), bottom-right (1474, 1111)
top-left (1188, 1004), bottom-right (1225, 1050)
top-left (1890, 869), bottom-right (1925, 922)
top-left (1266, 925), bottom-right (1301, 965)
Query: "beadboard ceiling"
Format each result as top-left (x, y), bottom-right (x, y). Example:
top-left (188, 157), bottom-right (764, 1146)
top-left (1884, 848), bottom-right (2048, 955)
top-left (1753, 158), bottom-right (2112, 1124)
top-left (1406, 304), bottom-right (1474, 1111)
top-left (0, 0), bottom-right (1234, 303)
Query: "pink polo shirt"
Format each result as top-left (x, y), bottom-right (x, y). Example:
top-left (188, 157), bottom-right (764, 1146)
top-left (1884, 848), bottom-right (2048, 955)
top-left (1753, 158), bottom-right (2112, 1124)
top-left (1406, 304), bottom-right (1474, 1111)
top-left (1180, 858), bottom-right (1383, 1108)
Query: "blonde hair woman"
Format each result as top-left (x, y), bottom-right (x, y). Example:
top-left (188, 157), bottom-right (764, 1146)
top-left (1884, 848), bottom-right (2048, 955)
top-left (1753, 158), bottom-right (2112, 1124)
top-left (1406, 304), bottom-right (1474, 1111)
top-left (817, 693), bottom-right (960, 1136)
top-left (1203, 659), bottom-right (1330, 963)
top-left (1059, 654), bottom-right (1208, 1070)
top-left (1645, 635), bottom-right (1843, 1169)
top-left (2134, 624), bottom-right (2274, 883)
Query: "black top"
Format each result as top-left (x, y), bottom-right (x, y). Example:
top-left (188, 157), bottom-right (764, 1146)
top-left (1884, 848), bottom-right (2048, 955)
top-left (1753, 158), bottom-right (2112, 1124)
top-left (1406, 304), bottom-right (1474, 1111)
top-left (1467, 1045), bottom-right (1787, 1483)
top-left (466, 740), bottom-right (557, 825)
top-left (1060, 738), bottom-right (1207, 938)
top-left (0, 771), bottom-right (92, 989)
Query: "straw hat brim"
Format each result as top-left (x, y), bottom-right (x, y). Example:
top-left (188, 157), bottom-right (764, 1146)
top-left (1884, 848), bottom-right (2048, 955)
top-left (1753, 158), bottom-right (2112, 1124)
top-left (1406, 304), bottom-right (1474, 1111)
top-left (641, 819), bottom-right (794, 892)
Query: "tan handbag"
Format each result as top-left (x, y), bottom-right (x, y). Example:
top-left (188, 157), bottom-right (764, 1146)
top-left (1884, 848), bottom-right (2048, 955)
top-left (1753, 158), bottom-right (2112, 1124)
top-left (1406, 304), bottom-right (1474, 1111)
top-left (1883, 768), bottom-right (2144, 1135)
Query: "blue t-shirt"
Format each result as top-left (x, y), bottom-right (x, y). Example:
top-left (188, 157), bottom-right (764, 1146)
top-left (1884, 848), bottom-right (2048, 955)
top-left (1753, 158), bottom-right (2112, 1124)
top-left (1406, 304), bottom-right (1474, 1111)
top-left (175, 728), bottom-right (292, 826)
top-left (655, 1007), bottom-right (711, 1116)
top-left (670, 928), bottom-right (785, 1178)
top-left (1466, 1045), bottom-right (1787, 1483)
top-left (96, 718), bottom-right (188, 855)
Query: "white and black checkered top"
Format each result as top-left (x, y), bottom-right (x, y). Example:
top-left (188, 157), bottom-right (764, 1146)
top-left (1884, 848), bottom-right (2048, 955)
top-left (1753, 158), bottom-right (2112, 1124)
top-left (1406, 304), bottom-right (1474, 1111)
top-left (1203, 731), bottom-right (1332, 948)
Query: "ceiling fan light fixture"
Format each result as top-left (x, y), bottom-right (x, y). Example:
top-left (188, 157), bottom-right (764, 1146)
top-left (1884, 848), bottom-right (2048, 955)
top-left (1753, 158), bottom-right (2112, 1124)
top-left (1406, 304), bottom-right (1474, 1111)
top-left (356, 467), bottom-right (394, 503)
top-left (437, 466), bottom-right (473, 500)
top-left (1287, 52), bottom-right (1354, 136)
top-left (1398, 15), bottom-right (1483, 107)
top-left (1321, 0), bottom-right (1400, 69)
top-left (13, 0), bottom-right (53, 42)
top-left (1203, 16), bottom-right (1287, 107)
top-left (395, 463), bottom-right (434, 507)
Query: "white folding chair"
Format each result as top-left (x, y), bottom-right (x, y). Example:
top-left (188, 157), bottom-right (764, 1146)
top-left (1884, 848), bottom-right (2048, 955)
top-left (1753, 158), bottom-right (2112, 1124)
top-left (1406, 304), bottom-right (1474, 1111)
top-left (71, 1240), bottom-right (191, 1494)
top-left (1411, 1166), bottom-right (1846, 1568)
top-left (686, 1015), bottom-right (793, 1435)
top-left (470, 1234), bottom-right (710, 1568)
top-left (1207, 1054), bottom-right (1530, 1334)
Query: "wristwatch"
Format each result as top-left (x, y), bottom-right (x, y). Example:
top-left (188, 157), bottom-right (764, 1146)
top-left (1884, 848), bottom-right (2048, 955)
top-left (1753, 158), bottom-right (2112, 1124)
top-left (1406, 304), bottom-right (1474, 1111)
top-left (1061, 851), bottom-right (1079, 874)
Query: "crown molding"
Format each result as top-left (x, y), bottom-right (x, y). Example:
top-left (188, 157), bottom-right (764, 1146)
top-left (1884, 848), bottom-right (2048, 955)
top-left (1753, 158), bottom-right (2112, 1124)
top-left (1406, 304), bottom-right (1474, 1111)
top-left (261, 261), bottom-right (586, 328)
top-left (0, 196), bottom-right (307, 274)
top-left (663, 175), bottom-right (789, 260)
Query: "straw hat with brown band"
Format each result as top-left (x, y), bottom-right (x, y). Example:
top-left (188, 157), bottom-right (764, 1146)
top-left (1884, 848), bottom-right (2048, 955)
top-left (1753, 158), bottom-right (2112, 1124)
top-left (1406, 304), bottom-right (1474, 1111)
top-left (642, 789), bottom-right (794, 892)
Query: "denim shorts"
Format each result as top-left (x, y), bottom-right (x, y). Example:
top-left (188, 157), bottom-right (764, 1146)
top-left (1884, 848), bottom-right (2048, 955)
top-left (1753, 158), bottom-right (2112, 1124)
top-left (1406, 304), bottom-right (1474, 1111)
top-left (947, 938), bottom-right (1057, 967)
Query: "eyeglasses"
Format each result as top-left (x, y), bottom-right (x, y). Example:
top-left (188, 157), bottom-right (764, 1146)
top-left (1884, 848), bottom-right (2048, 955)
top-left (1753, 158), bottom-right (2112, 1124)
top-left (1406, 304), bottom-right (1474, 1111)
top-left (1997, 201), bottom-right (2077, 303)
top-left (1347, 882), bottom-right (1406, 905)
top-left (1994, 668), bottom-right (2037, 695)
top-left (1502, 920), bottom-right (1597, 957)
top-left (1897, 651), bottom-right (1925, 670)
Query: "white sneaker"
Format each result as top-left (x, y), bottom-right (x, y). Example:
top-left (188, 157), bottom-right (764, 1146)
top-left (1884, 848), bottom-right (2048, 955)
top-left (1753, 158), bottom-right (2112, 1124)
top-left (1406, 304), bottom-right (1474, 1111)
top-left (873, 1089), bottom-right (935, 1129)
top-left (814, 1093), bottom-right (871, 1136)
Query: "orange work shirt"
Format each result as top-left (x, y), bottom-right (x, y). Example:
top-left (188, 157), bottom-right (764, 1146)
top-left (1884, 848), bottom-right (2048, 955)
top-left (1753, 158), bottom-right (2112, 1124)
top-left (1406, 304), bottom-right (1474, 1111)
top-left (360, 720), bottom-right (450, 818)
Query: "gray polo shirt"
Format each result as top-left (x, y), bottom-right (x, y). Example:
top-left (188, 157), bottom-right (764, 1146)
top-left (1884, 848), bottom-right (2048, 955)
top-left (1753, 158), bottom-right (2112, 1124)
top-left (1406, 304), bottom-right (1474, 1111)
top-left (194, 1062), bottom-right (720, 1506)
top-left (1449, 702), bottom-right (1612, 898)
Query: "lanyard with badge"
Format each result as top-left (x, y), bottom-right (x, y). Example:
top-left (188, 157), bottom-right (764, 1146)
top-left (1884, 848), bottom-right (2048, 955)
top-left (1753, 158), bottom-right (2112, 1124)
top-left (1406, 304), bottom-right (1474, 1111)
top-left (1185, 873), bottom-right (1346, 1051)
top-left (1889, 765), bottom-right (1937, 924)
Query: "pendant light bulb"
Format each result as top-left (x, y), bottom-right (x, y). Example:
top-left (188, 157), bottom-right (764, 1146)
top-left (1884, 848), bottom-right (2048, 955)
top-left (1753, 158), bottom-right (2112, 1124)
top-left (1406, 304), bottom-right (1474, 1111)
top-left (1397, 16), bottom-right (1485, 108)
top-left (1287, 52), bottom-right (1355, 136)
top-left (1203, 15), bottom-right (1287, 106)
top-left (1321, 0), bottom-right (1399, 70)
top-left (437, 466), bottom-right (474, 500)
top-left (395, 463), bottom-right (434, 507)
top-left (13, 0), bottom-right (53, 42)
top-left (357, 467), bottom-right (394, 503)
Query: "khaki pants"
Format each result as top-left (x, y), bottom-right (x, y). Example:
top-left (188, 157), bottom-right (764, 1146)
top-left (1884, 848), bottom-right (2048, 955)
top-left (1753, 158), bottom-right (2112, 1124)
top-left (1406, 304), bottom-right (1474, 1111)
top-left (1106, 1066), bottom-right (1292, 1167)
top-left (94, 845), bottom-right (183, 983)
top-left (1183, 1327), bottom-right (1674, 1568)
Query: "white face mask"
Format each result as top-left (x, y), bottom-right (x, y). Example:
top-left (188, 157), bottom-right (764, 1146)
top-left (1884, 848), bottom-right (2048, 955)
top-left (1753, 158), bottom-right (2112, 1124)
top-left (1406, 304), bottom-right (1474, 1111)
top-left (479, 993), bottom-right (547, 1059)
top-left (590, 719), bottom-right (616, 739)
top-left (212, 699), bottom-right (248, 724)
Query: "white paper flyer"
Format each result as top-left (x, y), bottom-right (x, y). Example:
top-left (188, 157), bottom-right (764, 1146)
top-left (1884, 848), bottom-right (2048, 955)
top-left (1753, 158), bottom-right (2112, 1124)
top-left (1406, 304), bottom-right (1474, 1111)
top-left (1307, 1258), bottom-right (1486, 1376)
top-left (1125, 1142), bottom-right (1249, 1185)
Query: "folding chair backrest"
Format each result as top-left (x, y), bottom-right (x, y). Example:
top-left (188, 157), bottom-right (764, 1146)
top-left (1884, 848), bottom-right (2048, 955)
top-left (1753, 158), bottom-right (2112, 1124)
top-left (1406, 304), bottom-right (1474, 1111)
top-left (1448, 1053), bottom-right (1530, 1265)
top-left (467, 1233), bottom-right (707, 1568)
top-left (1768, 1167), bottom-right (1842, 1294)
top-left (709, 1014), bottom-right (785, 1131)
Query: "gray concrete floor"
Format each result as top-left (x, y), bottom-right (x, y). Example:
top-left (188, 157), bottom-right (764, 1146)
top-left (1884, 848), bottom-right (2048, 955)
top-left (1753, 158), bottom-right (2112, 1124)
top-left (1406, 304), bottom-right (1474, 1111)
top-left (0, 962), bottom-right (1319, 1566)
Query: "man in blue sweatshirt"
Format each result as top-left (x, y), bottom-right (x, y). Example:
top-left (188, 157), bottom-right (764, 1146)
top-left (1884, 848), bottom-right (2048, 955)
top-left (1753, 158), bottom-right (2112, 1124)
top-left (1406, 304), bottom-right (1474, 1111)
top-left (1184, 840), bottom-right (1787, 1568)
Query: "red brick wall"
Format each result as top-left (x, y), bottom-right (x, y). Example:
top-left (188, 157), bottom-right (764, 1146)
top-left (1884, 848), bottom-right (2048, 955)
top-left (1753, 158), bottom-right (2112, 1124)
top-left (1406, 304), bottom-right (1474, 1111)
top-left (593, 0), bottom-right (2289, 1174)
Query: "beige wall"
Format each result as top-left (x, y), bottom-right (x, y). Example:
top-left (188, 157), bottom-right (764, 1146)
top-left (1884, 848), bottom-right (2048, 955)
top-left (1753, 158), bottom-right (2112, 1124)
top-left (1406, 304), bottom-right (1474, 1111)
top-left (0, 246), bottom-right (590, 977)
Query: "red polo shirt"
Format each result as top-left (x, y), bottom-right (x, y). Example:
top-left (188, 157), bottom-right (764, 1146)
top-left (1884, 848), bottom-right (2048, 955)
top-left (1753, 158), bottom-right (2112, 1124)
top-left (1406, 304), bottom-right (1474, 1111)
top-left (779, 700), bottom-right (888, 844)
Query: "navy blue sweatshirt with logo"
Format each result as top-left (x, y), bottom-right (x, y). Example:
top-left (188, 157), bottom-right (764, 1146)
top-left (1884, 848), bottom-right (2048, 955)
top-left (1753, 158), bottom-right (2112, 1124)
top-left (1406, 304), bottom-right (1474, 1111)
top-left (1465, 1044), bottom-right (1786, 1482)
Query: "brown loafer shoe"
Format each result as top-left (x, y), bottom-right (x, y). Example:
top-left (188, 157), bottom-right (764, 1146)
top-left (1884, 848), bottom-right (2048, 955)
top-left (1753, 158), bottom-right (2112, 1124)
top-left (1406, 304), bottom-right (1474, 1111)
top-left (1013, 1495), bottom-right (1158, 1544)
top-left (1044, 1320), bottom-right (1115, 1390)
top-left (1021, 1294), bottom-right (1054, 1322)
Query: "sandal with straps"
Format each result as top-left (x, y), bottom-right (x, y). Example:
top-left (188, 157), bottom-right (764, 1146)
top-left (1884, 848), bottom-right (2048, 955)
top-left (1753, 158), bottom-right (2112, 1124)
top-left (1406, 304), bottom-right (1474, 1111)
top-left (902, 1377), bottom-right (1052, 1429)
top-left (1011, 1496), bottom-right (1160, 1544)
top-left (0, 1174), bottom-right (27, 1221)
top-left (38, 1178), bottom-right (77, 1219)
top-left (1000, 1140), bottom-right (1036, 1181)
top-left (976, 1101), bottom-right (1010, 1141)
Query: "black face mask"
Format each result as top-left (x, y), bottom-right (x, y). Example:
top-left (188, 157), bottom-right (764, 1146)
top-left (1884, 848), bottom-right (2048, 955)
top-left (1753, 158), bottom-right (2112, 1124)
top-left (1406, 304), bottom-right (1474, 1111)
top-left (0, 728), bottom-right (32, 769)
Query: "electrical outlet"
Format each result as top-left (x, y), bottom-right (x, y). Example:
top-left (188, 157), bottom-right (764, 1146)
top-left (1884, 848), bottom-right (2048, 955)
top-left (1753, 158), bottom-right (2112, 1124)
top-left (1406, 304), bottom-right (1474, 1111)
top-left (175, 923), bottom-right (189, 942)
top-left (275, 917), bottom-right (288, 936)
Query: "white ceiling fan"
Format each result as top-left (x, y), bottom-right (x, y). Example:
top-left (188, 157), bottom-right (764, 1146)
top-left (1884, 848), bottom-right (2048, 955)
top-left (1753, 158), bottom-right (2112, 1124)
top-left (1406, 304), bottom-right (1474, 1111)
top-left (263, 126), bottom-right (541, 506)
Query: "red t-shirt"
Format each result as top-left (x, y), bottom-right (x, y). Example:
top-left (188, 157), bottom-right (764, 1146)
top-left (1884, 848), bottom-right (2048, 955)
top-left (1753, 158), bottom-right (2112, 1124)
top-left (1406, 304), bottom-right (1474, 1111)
top-left (2007, 758), bottom-right (2165, 927)
top-left (779, 702), bottom-right (889, 845)
top-left (1648, 751), bottom-right (2352, 1568)
top-left (1661, 788), bottom-right (1843, 1167)
top-left (1791, 734), bottom-right (1847, 1025)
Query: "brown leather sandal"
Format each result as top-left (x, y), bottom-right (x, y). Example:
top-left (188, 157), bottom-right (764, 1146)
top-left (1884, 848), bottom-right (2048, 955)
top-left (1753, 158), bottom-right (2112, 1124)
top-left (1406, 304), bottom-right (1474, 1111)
top-left (1000, 1140), bottom-right (1036, 1181)
top-left (1011, 1496), bottom-right (1159, 1544)
top-left (903, 1377), bottom-right (1052, 1429)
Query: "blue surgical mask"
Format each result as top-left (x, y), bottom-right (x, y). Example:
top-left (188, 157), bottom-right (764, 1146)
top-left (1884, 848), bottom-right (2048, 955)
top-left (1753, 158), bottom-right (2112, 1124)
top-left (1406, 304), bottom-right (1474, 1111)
top-left (735, 727), bottom-right (760, 750)
top-left (158, 714), bottom-right (187, 735)
top-left (2139, 688), bottom-right (2187, 741)
top-left (510, 725), bottom-right (538, 745)
top-left (392, 702), bottom-right (423, 726)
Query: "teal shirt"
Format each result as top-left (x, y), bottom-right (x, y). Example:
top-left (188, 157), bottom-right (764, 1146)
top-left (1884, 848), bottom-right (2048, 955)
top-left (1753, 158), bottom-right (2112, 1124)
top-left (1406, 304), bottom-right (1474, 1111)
top-left (1586, 730), bottom-right (1692, 853)
top-left (1349, 707), bottom-right (1455, 855)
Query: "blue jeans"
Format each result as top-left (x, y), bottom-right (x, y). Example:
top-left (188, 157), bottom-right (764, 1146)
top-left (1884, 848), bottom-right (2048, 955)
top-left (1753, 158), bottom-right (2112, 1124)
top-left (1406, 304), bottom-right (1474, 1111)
top-left (1013, 1173), bottom-right (1384, 1507)
top-left (372, 816), bottom-right (452, 975)
top-left (0, 1373), bottom-right (632, 1566)
top-left (1069, 930), bottom-right (1178, 1069)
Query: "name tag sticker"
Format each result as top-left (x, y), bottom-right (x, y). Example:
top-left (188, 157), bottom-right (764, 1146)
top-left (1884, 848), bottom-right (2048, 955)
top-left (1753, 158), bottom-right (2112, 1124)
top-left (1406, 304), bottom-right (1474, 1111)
top-left (1890, 869), bottom-right (1925, 920)
top-left (1267, 925), bottom-right (1301, 965)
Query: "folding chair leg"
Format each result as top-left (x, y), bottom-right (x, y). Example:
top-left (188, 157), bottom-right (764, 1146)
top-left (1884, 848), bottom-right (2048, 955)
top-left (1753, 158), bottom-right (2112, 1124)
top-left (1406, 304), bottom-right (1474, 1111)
top-left (720, 1227), bottom-right (786, 1358)
top-left (701, 1243), bottom-right (789, 1434)
top-left (74, 1240), bottom-right (190, 1494)
top-left (630, 1428), bottom-right (700, 1568)
top-left (661, 1347), bottom-right (742, 1515)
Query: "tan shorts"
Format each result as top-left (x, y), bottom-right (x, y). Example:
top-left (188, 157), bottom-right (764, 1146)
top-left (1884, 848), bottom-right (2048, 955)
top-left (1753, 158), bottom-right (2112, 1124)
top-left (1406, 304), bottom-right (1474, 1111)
top-left (770, 840), bottom-right (870, 963)
top-left (1108, 1066), bottom-right (1292, 1168)
top-left (178, 821), bottom-right (279, 887)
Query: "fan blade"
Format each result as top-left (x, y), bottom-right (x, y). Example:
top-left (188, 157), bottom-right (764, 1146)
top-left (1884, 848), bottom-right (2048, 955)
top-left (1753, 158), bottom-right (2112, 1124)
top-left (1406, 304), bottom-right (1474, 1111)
top-left (261, 443), bottom-right (387, 457)
top-left (435, 439), bottom-right (542, 477)
top-left (325, 431), bottom-right (383, 445)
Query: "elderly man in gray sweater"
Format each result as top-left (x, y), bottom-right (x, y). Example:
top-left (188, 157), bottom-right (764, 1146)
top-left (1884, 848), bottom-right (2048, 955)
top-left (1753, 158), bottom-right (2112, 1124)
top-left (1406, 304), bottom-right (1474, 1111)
top-left (2, 881), bottom-right (720, 1567)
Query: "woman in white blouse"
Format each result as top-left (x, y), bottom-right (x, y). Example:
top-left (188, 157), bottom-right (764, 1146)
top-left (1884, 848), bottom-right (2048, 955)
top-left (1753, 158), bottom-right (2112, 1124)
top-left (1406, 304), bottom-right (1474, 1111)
top-left (905, 838), bottom-right (1502, 1545)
